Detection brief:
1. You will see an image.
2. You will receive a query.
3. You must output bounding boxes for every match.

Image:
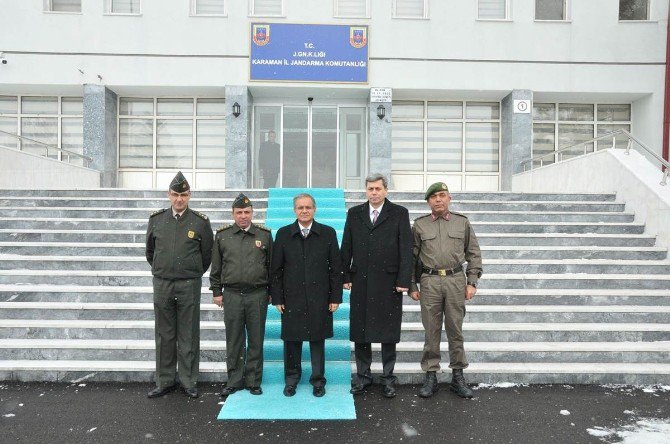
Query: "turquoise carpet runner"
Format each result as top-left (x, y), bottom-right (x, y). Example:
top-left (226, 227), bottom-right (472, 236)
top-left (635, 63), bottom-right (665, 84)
top-left (218, 188), bottom-right (355, 420)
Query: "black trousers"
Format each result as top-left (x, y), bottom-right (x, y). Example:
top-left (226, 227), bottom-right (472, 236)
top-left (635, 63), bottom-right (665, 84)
top-left (283, 340), bottom-right (326, 387)
top-left (354, 342), bottom-right (397, 385)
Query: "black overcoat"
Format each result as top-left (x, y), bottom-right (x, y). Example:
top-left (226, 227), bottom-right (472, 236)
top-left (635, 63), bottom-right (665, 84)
top-left (341, 199), bottom-right (413, 343)
top-left (270, 220), bottom-right (344, 341)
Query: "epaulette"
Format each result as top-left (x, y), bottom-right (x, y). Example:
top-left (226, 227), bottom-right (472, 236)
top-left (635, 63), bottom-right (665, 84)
top-left (255, 224), bottom-right (271, 232)
top-left (414, 214), bottom-right (432, 222)
top-left (449, 211), bottom-right (468, 219)
top-left (150, 208), bottom-right (168, 218)
top-left (191, 210), bottom-right (209, 221)
top-left (216, 224), bottom-right (232, 233)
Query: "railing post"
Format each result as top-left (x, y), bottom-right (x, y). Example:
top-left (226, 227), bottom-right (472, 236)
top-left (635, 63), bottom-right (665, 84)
top-left (625, 138), bottom-right (632, 155)
top-left (611, 136), bottom-right (616, 149)
top-left (662, 169), bottom-right (669, 186)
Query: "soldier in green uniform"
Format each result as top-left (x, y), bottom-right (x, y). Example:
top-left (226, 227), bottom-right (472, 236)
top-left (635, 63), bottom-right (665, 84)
top-left (210, 193), bottom-right (273, 397)
top-left (410, 182), bottom-right (482, 399)
top-left (145, 171), bottom-right (213, 399)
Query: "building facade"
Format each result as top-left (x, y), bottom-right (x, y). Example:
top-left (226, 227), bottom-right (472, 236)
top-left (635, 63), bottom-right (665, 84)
top-left (0, 0), bottom-right (667, 190)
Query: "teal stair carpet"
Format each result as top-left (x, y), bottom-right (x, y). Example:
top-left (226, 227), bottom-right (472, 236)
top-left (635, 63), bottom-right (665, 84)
top-left (218, 188), bottom-right (355, 420)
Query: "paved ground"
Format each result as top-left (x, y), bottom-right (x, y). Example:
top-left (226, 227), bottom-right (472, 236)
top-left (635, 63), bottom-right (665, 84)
top-left (1, 382), bottom-right (668, 443)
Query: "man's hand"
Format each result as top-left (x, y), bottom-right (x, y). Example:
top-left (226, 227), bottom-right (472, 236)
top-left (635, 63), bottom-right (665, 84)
top-left (213, 295), bottom-right (223, 308)
top-left (329, 303), bottom-right (340, 312)
top-left (343, 283), bottom-right (352, 290)
top-left (275, 304), bottom-right (285, 314)
top-left (465, 285), bottom-right (477, 300)
top-left (410, 291), bottom-right (420, 301)
top-left (395, 287), bottom-right (408, 293)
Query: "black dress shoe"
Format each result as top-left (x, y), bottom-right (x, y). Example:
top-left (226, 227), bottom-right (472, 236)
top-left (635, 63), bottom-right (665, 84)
top-left (313, 386), bottom-right (326, 397)
top-left (184, 387), bottom-right (199, 398)
top-left (147, 384), bottom-right (177, 398)
top-left (283, 385), bottom-right (296, 397)
top-left (249, 387), bottom-right (263, 395)
top-left (349, 382), bottom-right (372, 395)
top-left (382, 384), bottom-right (396, 399)
top-left (219, 386), bottom-right (243, 397)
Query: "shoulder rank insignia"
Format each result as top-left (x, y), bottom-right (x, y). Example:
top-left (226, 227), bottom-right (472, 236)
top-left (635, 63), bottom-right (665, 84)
top-left (255, 224), bottom-right (271, 232)
top-left (216, 224), bottom-right (232, 233)
top-left (414, 214), bottom-right (432, 222)
top-left (449, 211), bottom-right (468, 219)
top-left (150, 208), bottom-right (168, 218)
top-left (191, 210), bottom-right (209, 221)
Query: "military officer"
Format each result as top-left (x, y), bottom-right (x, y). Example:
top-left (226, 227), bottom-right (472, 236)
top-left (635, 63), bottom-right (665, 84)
top-left (210, 193), bottom-right (273, 397)
top-left (145, 171), bottom-right (213, 399)
top-left (410, 182), bottom-right (482, 399)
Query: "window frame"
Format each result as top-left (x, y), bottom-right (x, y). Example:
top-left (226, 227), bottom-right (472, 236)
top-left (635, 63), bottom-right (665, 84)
top-left (248, 0), bottom-right (285, 17)
top-left (104, 0), bottom-right (142, 16)
top-left (43, 0), bottom-right (82, 14)
top-left (534, 0), bottom-right (571, 22)
top-left (392, 0), bottom-right (430, 20)
top-left (190, 0), bottom-right (227, 17)
top-left (476, 0), bottom-right (512, 21)
top-left (618, 0), bottom-right (652, 21)
top-left (333, 0), bottom-right (371, 19)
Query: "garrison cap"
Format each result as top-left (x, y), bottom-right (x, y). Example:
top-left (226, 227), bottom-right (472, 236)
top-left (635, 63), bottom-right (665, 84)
top-left (232, 193), bottom-right (252, 208)
top-left (169, 171), bottom-right (190, 193)
top-left (425, 182), bottom-right (450, 200)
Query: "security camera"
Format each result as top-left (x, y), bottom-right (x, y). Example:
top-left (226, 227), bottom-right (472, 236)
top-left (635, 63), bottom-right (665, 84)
top-left (308, 97), bottom-right (313, 102)
top-left (0, 53), bottom-right (6, 65)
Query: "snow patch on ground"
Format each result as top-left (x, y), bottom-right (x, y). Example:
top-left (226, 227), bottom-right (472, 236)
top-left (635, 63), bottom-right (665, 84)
top-left (401, 423), bottom-right (419, 437)
top-left (473, 382), bottom-right (528, 390)
top-left (587, 418), bottom-right (670, 443)
top-left (3, 414), bottom-right (15, 418)
top-left (560, 410), bottom-right (570, 416)
top-left (600, 384), bottom-right (670, 394)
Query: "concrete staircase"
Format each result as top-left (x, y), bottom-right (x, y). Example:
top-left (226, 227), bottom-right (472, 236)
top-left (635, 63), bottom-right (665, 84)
top-left (0, 189), bottom-right (669, 384)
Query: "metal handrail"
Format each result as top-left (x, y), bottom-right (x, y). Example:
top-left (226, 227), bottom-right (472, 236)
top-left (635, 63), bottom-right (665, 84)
top-left (0, 129), bottom-right (93, 167)
top-left (521, 129), bottom-right (669, 186)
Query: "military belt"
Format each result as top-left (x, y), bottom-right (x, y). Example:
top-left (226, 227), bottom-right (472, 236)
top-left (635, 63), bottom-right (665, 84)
top-left (223, 284), bottom-right (267, 294)
top-left (422, 265), bottom-right (463, 276)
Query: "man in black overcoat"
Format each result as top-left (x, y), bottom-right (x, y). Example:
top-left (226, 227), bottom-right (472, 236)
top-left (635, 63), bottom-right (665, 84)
top-left (341, 173), bottom-right (413, 398)
top-left (271, 193), bottom-right (343, 398)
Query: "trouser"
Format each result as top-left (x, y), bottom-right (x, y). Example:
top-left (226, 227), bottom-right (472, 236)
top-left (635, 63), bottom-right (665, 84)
top-left (353, 342), bottom-right (397, 385)
top-left (222, 287), bottom-right (268, 388)
top-left (283, 340), bottom-right (326, 387)
top-left (153, 276), bottom-right (202, 389)
top-left (419, 272), bottom-right (468, 371)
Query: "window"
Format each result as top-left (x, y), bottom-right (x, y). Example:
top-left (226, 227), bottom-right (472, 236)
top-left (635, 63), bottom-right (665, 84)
top-left (532, 102), bottom-right (631, 165)
top-left (619, 0), bottom-right (649, 20)
top-left (0, 95), bottom-right (84, 165)
top-left (106, 0), bottom-right (141, 15)
top-left (392, 101), bottom-right (500, 190)
top-left (393, 0), bottom-right (428, 19)
top-left (334, 0), bottom-right (369, 18)
top-left (250, 0), bottom-right (283, 16)
top-left (118, 97), bottom-right (226, 177)
top-left (478, 0), bottom-right (509, 20)
top-left (191, 0), bottom-right (226, 16)
top-left (44, 0), bottom-right (81, 13)
top-left (535, 0), bottom-right (568, 20)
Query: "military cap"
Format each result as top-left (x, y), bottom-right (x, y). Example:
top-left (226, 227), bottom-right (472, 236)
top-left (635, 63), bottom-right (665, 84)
top-left (169, 171), bottom-right (190, 193)
top-left (232, 193), bottom-right (252, 208)
top-left (425, 182), bottom-right (450, 200)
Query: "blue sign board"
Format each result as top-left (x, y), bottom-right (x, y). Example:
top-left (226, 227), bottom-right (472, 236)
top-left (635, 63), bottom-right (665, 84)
top-left (250, 23), bottom-right (368, 83)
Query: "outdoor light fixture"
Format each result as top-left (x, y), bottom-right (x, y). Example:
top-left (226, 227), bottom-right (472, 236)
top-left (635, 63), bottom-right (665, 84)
top-left (376, 104), bottom-right (385, 120)
top-left (232, 102), bottom-right (241, 118)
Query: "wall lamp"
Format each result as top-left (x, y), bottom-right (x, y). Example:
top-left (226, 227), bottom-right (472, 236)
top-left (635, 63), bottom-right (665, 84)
top-left (232, 102), bottom-right (241, 118)
top-left (376, 104), bottom-right (385, 120)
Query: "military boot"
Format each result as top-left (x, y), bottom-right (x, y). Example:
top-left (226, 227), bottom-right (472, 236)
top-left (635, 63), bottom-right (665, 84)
top-left (418, 371), bottom-right (439, 398)
top-left (450, 369), bottom-right (474, 398)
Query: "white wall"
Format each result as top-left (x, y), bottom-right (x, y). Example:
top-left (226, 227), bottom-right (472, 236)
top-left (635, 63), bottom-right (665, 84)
top-left (512, 149), bottom-right (670, 249)
top-left (0, 146), bottom-right (101, 189)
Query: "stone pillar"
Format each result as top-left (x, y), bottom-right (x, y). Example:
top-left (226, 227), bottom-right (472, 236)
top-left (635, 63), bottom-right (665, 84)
top-left (225, 85), bottom-right (252, 189)
top-left (83, 85), bottom-right (117, 187)
top-left (369, 90), bottom-right (393, 188)
top-left (500, 90), bottom-right (533, 191)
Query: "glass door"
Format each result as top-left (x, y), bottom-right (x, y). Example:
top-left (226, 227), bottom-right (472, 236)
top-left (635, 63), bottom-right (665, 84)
top-left (339, 107), bottom-right (366, 189)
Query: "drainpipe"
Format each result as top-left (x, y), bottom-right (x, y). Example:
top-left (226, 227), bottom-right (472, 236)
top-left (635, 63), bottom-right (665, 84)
top-left (663, 4), bottom-right (670, 167)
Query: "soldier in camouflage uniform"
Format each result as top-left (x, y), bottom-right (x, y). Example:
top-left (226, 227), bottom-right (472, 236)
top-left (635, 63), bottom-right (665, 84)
top-left (145, 171), bottom-right (213, 399)
top-left (210, 193), bottom-right (273, 397)
top-left (410, 182), bottom-right (483, 399)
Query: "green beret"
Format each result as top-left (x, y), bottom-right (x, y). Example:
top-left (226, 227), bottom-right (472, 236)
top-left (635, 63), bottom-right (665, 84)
top-left (169, 171), bottom-right (190, 193)
top-left (425, 182), bottom-right (450, 200)
top-left (232, 193), bottom-right (252, 208)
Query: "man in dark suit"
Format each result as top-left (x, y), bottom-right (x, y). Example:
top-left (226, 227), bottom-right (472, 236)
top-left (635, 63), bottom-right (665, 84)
top-left (271, 193), bottom-right (343, 398)
top-left (341, 173), bottom-right (413, 398)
